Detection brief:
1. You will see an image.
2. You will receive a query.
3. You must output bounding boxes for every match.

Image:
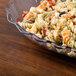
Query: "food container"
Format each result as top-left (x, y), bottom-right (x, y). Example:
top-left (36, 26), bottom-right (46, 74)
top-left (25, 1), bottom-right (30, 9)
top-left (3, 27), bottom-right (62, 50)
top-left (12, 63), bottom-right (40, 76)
top-left (5, 0), bottom-right (76, 58)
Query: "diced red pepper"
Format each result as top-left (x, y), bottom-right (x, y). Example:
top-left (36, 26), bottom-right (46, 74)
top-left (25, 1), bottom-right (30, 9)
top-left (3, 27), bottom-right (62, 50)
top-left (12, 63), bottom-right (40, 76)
top-left (70, 16), bottom-right (75, 19)
top-left (29, 18), bottom-right (33, 22)
top-left (22, 12), bottom-right (28, 18)
top-left (46, 0), bottom-right (56, 6)
top-left (46, 0), bottom-right (52, 4)
top-left (48, 1), bottom-right (52, 4)
top-left (43, 29), bottom-right (46, 37)
top-left (22, 13), bottom-right (26, 18)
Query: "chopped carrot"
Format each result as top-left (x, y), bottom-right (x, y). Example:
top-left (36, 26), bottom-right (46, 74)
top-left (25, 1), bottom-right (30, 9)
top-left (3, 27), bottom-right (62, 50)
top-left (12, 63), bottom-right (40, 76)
top-left (51, 14), bottom-right (55, 18)
top-left (68, 20), bottom-right (72, 24)
top-left (39, 4), bottom-right (43, 8)
top-left (62, 29), bottom-right (70, 36)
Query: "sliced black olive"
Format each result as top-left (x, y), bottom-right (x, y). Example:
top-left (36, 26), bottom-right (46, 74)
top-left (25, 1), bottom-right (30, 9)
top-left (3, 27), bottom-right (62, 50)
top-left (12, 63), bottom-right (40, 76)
top-left (59, 11), bottom-right (66, 17)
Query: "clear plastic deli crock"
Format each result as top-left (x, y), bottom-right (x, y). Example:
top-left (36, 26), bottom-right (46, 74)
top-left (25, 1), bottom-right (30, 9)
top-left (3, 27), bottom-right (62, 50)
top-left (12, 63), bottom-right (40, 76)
top-left (5, 0), bottom-right (76, 58)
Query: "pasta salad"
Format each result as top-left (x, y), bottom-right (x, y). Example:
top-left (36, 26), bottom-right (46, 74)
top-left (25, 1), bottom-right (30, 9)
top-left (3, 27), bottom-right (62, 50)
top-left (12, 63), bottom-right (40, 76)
top-left (18, 0), bottom-right (76, 49)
